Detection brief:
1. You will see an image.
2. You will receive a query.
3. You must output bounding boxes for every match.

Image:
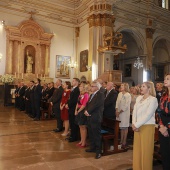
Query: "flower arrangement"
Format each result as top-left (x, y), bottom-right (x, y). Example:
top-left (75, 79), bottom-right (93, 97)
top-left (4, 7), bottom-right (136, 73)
top-left (0, 74), bottom-right (14, 83)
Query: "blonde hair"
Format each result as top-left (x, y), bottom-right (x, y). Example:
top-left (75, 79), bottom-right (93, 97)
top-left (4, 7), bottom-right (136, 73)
top-left (134, 86), bottom-right (140, 95)
top-left (80, 82), bottom-right (89, 93)
top-left (143, 81), bottom-right (156, 97)
top-left (121, 83), bottom-right (129, 92)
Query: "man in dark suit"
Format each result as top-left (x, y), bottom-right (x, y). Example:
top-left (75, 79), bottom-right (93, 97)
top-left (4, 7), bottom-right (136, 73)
top-left (84, 81), bottom-right (104, 159)
top-left (29, 81), bottom-right (35, 118)
top-left (33, 78), bottom-right (42, 121)
top-left (41, 83), bottom-right (48, 102)
top-left (66, 78), bottom-right (80, 142)
top-left (50, 79), bottom-right (64, 132)
top-left (15, 83), bottom-right (20, 108)
top-left (25, 83), bottom-right (31, 114)
top-left (103, 82), bottom-right (118, 119)
top-left (18, 82), bottom-right (26, 111)
top-left (46, 82), bottom-right (55, 100)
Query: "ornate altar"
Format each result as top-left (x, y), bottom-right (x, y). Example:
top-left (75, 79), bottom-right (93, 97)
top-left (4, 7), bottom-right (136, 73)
top-left (5, 17), bottom-right (53, 82)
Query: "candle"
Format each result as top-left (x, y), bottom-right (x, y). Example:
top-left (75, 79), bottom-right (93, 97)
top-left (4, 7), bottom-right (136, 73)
top-left (14, 72), bottom-right (16, 78)
top-left (18, 73), bottom-right (20, 79)
top-left (22, 73), bottom-right (23, 79)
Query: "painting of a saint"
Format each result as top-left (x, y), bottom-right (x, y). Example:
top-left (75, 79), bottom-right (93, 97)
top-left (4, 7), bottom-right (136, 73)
top-left (80, 50), bottom-right (88, 72)
top-left (56, 55), bottom-right (70, 78)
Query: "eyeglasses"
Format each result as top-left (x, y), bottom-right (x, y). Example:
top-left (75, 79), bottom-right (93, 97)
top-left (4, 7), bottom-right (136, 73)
top-left (91, 86), bottom-right (97, 87)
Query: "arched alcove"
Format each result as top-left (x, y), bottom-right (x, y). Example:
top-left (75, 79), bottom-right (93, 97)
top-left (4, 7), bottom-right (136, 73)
top-left (153, 38), bottom-right (170, 82)
top-left (24, 45), bottom-right (35, 74)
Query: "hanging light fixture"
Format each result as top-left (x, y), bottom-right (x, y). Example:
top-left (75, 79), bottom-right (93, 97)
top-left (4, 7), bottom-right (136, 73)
top-left (134, 56), bottom-right (143, 69)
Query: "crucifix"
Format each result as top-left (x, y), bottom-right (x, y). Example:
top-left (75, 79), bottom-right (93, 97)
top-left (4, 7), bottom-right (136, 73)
top-left (28, 11), bottom-right (36, 20)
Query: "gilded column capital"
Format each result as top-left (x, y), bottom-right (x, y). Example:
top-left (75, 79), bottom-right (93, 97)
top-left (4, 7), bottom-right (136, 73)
top-left (87, 13), bottom-right (115, 28)
top-left (145, 28), bottom-right (155, 39)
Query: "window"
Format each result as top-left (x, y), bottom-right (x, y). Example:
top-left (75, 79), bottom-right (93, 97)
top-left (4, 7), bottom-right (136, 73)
top-left (160, 0), bottom-right (169, 9)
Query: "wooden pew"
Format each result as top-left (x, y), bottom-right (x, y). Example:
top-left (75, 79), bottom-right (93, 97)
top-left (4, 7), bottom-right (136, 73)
top-left (153, 126), bottom-right (161, 161)
top-left (41, 101), bottom-right (53, 120)
top-left (101, 117), bottom-right (128, 156)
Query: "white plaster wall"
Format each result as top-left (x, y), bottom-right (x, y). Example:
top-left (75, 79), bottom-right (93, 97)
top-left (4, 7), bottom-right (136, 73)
top-left (77, 23), bottom-right (89, 80)
top-left (0, 12), bottom-right (74, 82)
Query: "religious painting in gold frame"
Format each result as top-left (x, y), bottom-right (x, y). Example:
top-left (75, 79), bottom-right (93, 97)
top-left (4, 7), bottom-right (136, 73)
top-left (55, 55), bottom-right (71, 78)
top-left (80, 50), bottom-right (88, 72)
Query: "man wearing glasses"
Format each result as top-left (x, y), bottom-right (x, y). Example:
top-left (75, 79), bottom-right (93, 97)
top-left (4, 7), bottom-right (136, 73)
top-left (84, 81), bottom-right (104, 159)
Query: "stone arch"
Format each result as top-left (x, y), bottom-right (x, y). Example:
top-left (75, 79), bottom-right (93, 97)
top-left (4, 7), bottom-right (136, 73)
top-left (153, 37), bottom-right (170, 63)
top-left (152, 36), bottom-right (170, 81)
top-left (115, 25), bottom-right (146, 54)
top-left (18, 19), bottom-right (45, 38)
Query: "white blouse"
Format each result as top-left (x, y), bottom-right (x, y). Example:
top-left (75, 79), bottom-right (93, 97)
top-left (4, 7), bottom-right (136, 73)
top-left (132, 95), bottom-right (158, 128)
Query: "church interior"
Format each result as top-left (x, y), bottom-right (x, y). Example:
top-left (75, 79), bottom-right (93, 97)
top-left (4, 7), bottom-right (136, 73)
top-left (0, 0), bottom-right (169, 169)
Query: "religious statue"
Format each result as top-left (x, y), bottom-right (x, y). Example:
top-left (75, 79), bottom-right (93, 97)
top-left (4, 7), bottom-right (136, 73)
top-left (26, 50), bottom-right (33, 73)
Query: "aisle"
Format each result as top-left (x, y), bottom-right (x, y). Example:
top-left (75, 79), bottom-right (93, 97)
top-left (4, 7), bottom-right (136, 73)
top-left (0, 105), bottom-right (147, 170)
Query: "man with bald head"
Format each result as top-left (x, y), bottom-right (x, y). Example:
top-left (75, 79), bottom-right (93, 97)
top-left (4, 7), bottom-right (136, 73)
top-left (103, 82), bottom-right (118, 119)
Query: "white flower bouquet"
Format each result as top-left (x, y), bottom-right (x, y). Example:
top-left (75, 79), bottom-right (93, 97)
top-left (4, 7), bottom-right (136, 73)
top-left (0, 74), bottom-right (14, 83)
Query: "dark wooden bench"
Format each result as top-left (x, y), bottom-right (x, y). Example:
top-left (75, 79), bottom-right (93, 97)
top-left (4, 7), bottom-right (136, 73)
top-left (41, 101), bottom-right (52, 120)
top-left (101, 117), bottom-right (128, 156)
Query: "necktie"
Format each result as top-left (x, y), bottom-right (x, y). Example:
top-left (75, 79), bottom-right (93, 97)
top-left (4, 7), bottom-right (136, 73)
top-left (89, 93), bottom-right (95, 102)
top-left (106, 91), bottom-right (109, 98)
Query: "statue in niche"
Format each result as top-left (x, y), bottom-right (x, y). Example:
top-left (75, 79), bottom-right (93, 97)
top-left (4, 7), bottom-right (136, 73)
top-left (26, 50), bottom-right (34, 73)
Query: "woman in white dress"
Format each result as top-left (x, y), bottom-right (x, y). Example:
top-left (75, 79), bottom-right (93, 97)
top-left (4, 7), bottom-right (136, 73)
top-left (132, 81), bottom-right (158, 170)
top-left (116, 83), bottom-right (131, 149)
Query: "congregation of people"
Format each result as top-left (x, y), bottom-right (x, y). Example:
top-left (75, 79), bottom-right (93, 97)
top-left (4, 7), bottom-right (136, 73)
top-left (14, 76), bottom-right (170, 170)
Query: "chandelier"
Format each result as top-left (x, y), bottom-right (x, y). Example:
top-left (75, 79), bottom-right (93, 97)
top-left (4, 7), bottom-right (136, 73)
top-left (134, 57), bottom-right (143, 69)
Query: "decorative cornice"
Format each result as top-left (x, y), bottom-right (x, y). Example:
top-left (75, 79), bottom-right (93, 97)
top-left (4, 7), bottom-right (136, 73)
top-left (89, 3), bottom-right (112, 12)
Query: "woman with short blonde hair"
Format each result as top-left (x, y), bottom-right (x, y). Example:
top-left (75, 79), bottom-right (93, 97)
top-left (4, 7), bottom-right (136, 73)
top-left (132, 81), bottom-right (158, 170)
top-left (116, 83), bottom-right (131, 149)
top-left (75, 82), bottom-right (89, 147)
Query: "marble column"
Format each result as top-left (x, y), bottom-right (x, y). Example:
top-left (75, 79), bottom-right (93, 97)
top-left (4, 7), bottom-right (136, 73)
top-left (13, 40), bottom-right (19, 74)
top-left (18, 41), bottom-right (21, 73)
top-left (7, 40), bottom-right (13, 74)
top-left (45, 45), bottom-right (50, 76)
top-left (75, 27), bottom-right (80, 78)
top-left (87, 10), bottom-right (114, 80)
